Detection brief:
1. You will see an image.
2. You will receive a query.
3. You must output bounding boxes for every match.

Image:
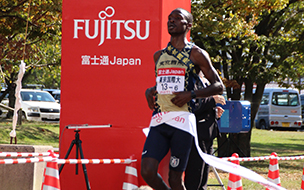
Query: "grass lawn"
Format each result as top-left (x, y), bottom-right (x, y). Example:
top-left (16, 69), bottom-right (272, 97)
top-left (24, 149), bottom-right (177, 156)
top-left (0, 118), bottom-right (60, 148)
top-left (0, 118), bottom-right (303, 189)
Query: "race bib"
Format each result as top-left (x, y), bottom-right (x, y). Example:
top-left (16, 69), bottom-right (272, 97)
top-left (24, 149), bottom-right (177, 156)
top-left (156, 68), bottom-right (185, 94)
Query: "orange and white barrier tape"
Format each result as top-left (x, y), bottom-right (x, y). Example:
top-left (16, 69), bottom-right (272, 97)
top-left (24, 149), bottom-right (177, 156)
top-left (0, 157), bottom-right (55, 164)
top-left (0, 157), bottom-right (135, 165)
top-left (222, 155), bottom-right (304, 162)
top-left (56, 158), bottom-right (134, 164)
top-left (223, 156), bottom-right (271, 161)
top-left (0, 152), bottom-right (52, 158)
top-left (277, 156), bottom-right (304, 161)
top-left (4, 151), bottom-right (301, 163)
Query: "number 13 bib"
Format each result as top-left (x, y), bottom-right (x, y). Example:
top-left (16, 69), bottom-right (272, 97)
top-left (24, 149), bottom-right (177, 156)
top-left (156, 68), bottom-right (185, 94)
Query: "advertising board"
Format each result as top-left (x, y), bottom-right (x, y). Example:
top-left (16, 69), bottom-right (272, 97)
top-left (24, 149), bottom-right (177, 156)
top-left (61, 0), bottom-right (190, 189)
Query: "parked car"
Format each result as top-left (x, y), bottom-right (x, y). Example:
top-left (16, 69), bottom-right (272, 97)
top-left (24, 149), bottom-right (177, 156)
top-left (255, 88), bottom-right (302, 129)
top-left (23, 84), bottom-right (45, 89)
top-left (20, 89), bottom-right (60, 122)
top-left (301, 94), bottom-right (304, 127)
top-left (52, 90), bottom-right (61, 103)
top-left (0, 89), bottom-right (9, 117)
top-left (43, 89), bottom-right (61, 103)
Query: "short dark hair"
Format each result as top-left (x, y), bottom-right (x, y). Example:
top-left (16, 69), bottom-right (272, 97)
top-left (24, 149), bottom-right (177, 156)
top-left (174, 8), bottom-right (193, 24)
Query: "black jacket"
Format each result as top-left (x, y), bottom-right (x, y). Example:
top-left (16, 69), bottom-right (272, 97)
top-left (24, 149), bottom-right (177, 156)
top-left (194, 97), bottom-right (218, 141)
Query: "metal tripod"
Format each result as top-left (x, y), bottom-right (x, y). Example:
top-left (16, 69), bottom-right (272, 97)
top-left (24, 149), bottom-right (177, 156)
top-left (59, 129), bottom-right (91, 190)
top-left (207, 147), bottom-right (226, 190)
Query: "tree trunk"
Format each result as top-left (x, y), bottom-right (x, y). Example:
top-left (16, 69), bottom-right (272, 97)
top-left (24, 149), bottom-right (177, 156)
top-left (7, 83), bottom-right (16, 118)
top-left (17, 109), bottom-right (22, 125)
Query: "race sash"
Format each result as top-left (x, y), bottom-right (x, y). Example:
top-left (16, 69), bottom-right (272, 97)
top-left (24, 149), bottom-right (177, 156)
top-left (149, 111), bottom-right (196, 136)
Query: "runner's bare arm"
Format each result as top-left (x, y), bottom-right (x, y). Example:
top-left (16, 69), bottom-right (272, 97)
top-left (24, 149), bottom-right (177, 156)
top-left (144, 50), bottom-right (162, 110)
top-left (191, 46), bottom-right (224, 97)
top-left (145, 86), bottom-right (156, 110)
top-left (154, 50), bottom-right (162, 63)
top-left (171, 46), bottom-right (224, 107)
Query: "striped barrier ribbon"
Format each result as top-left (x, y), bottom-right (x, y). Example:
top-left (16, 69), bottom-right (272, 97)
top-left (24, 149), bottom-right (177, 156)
top-left (0, 152), bottom-right (52, 157)
top-left (277, 156), bottom-right (304, 161)
top-left (222, 156), bottom-right (272, 161)
top-left (1, 151), bottom-right (303, 162)
top-left (57, 158), bottom-right (134, 164)
top-left (222, 155), bottom-right (304, 162)
top-left (0, 157), bottom-right (135, 165)
top-left (0, 156), bottom-right (55, 164)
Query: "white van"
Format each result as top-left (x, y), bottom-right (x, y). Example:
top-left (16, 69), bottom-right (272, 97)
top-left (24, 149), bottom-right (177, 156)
top-left (255, 88), bottom-right (302, 129)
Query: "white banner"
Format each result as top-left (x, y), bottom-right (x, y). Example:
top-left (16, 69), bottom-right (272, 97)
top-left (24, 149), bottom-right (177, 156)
top-left (10, 60), bottom-right (26, 138)
top-left (192, 125), bottom-right (286, 190)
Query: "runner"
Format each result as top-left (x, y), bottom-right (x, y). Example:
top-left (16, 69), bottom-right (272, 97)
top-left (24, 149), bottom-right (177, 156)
top-left (141, 8), bottom-right (224, 190)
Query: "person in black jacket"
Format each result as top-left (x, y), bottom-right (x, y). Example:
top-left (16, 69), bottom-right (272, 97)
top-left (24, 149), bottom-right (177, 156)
top-left (184, 95), bottom-right (225, 190)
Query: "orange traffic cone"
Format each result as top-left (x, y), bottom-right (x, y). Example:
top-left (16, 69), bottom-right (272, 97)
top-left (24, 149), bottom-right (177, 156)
top-left (227, 153), bottom-right (243, 190)
top-left (266, 152), bottom-right (280, 190)
top-left (301, 164), bottom-right (304, 190)
top-left (122, 154), bottom-right (138, 190)
top-left (41, 150), bottom-right (60, 190)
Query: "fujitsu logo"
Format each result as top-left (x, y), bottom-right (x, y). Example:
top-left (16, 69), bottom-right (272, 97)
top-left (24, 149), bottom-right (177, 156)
top-left (73, 6), bottom-right (150, 46)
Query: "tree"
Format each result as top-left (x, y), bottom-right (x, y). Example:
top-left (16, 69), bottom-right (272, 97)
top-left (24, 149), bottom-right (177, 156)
top-left (191, 0), bottom-right (304, 156)
top-left (0, 0), bottom-right (62, 116)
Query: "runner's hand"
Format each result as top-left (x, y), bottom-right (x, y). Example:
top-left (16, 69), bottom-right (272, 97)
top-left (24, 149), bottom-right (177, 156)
top-left (171, 91), bottom-right (191, 107)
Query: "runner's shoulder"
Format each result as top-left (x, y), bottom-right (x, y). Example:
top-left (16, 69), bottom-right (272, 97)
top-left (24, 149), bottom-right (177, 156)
top-left (191, 45), bottom-right (208, 57)
top-left (153, 50), bottom-right (163, 63)
top-left (190, 45), bottom-right (210, 64)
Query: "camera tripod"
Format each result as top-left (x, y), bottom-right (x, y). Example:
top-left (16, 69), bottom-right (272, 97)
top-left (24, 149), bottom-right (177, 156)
top-left (59, 128), bottom-right (91, 190)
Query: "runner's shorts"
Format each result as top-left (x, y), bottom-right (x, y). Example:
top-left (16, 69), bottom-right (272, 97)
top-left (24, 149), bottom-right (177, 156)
top-left (142, 123), bottom-right (193, 171)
